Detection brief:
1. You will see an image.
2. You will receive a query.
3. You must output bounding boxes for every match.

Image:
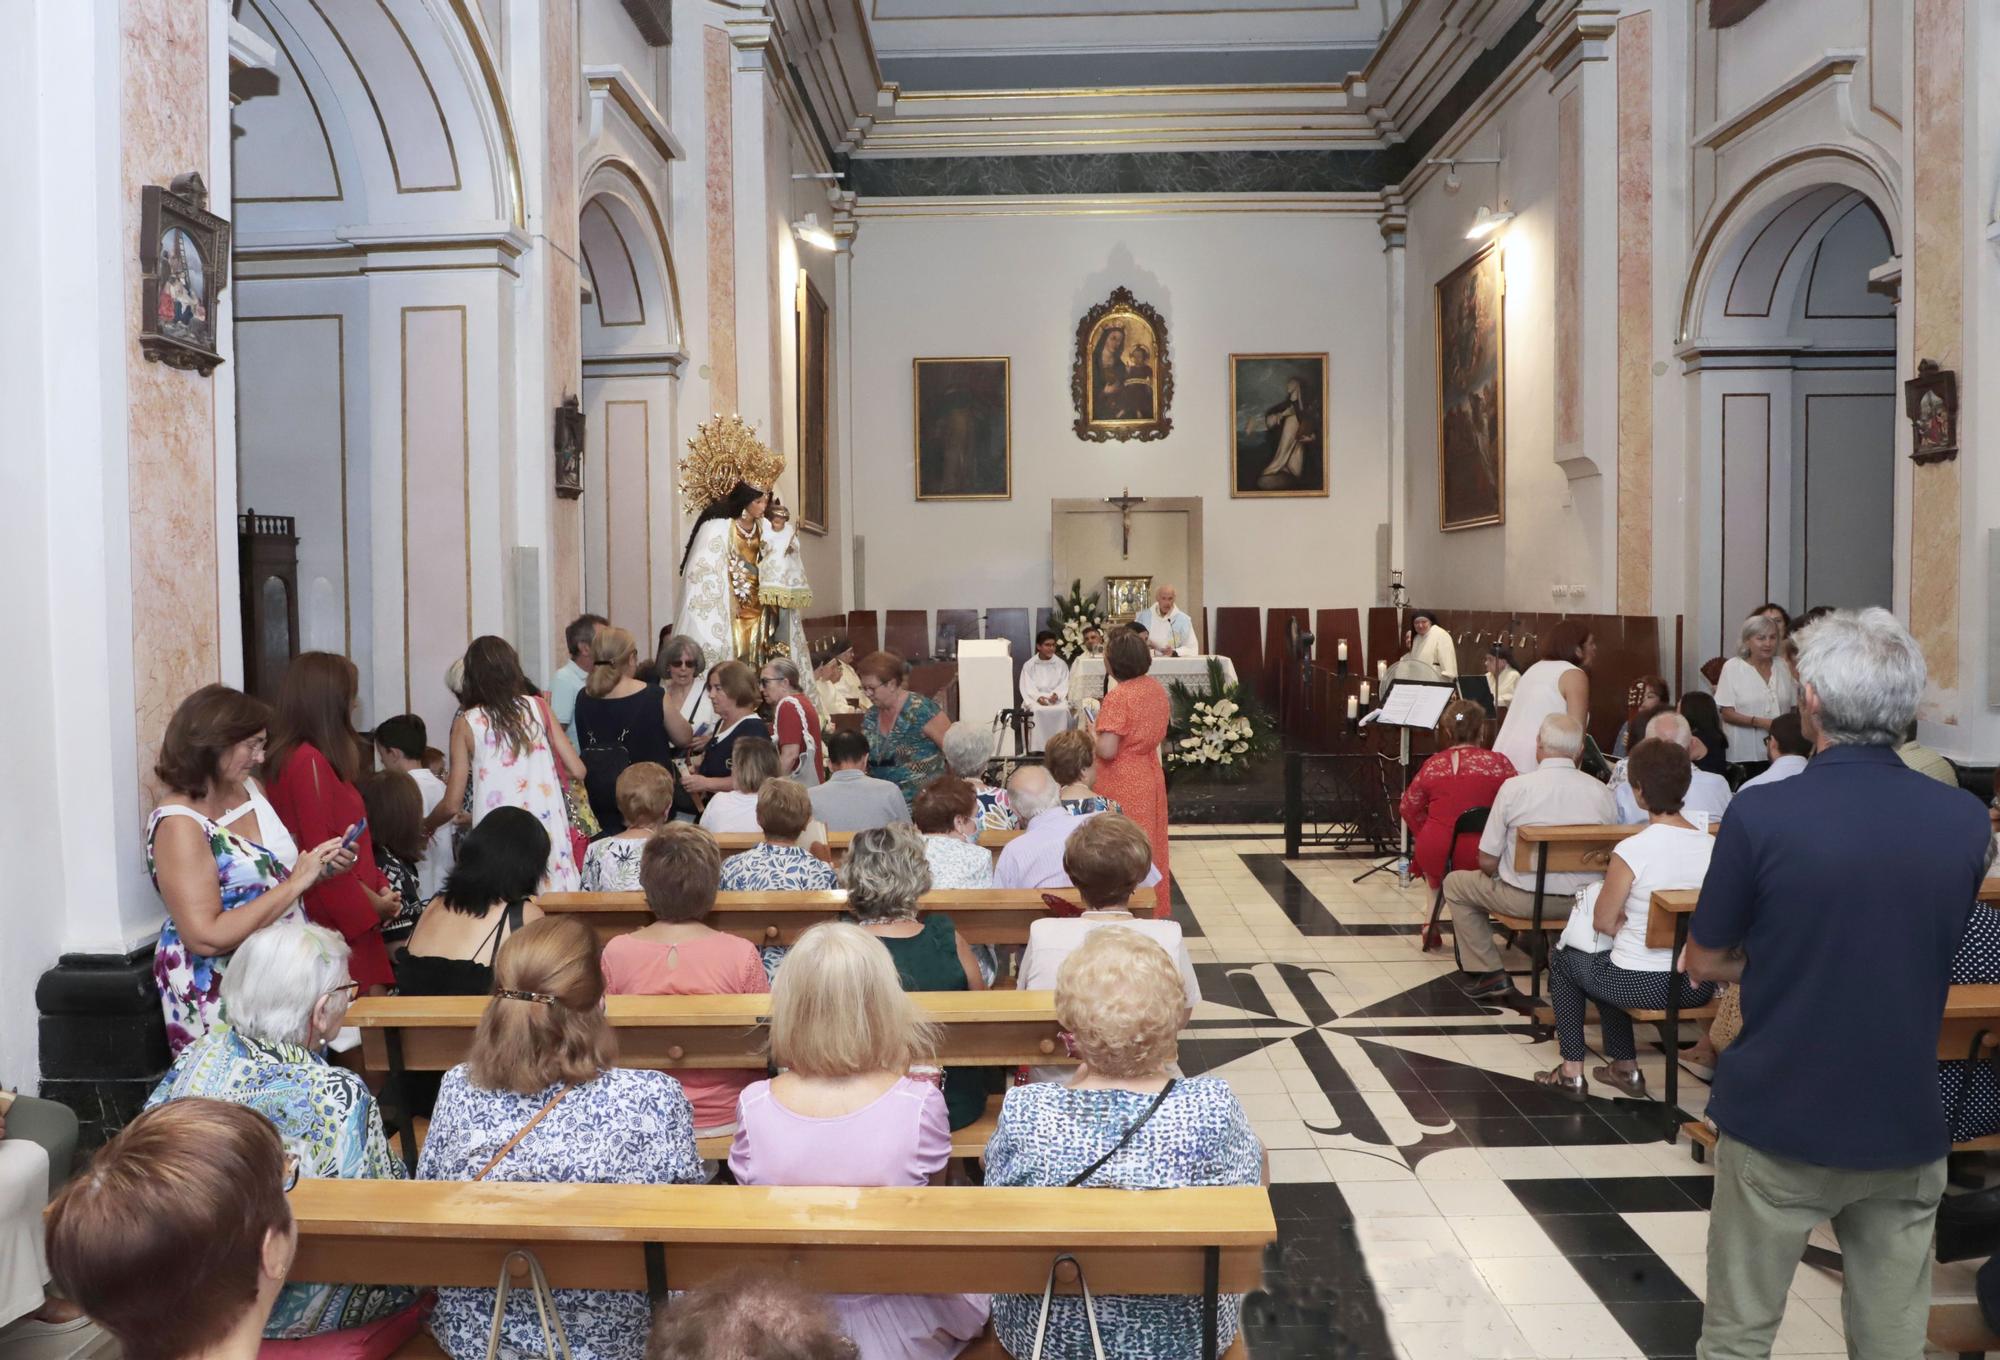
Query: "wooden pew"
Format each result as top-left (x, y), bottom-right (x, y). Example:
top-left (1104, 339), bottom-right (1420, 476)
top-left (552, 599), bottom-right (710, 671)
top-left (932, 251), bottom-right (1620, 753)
top-left (538, 888), bottom-right (1048, 948)
top-left (287, 1180), bottom-right (1274, 1360)
top-left (1929, 1302), bottom-right (2000, 1359)
top-left (707, 829), bottom-right (1021, 865)
top-left (1505, 825), bottom-right (1649, 1007)
top-left (352, 992), bottom-right (1068, 1168)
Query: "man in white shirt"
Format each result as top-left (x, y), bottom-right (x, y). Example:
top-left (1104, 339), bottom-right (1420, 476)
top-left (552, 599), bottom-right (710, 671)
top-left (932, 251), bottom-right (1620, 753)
top-left (1019, 630), bottom-right (1073, 752)
top-left (1410, 610), bottom-right (1459, 679)
top-left (1738, 711), bottom-right (1811, 793)
top-left (549, 613), bottom-right (605, 746)
top-left (1442, 714), bottom-right (1617, 998)
top-left (1139, 583), bottom-right (1198, 658)
top-left (994, 767), bottom-right (1161, 892)
top-left (373, 714), bottom-right (456, 900)
top-left (808, 730), bottom-right (910, 832)
top-left (1613, 712), bottom-right (1733, 824)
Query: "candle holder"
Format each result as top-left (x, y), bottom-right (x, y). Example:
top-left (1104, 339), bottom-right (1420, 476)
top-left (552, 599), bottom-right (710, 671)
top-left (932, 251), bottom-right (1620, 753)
top-left (1336, 638), bottom-right (1350, 676)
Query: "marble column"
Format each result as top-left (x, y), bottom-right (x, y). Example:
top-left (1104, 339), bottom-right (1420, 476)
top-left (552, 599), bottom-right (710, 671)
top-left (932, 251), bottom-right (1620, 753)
top-left (1909, 0), bottom-right (1964, 708)
top-left (544, 0), bottom-right (583, 654)
top-left (703, 25), bottom-right (738, 414)
top-left (1615, 12), bottom-right (1654, 614)
top-left (728, 11), bottom-right (779, 444)
top-left (1380, 191), bottom-right (1408, 602)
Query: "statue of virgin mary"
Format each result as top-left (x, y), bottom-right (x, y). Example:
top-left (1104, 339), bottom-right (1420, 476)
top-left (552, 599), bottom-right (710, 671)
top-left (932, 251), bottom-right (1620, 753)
top-left (672, 415), bottom-right (810, 666)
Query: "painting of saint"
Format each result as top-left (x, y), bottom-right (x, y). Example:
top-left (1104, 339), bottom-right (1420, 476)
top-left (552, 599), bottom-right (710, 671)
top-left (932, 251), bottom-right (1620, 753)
top-left (1435, 244), bottom-right (1505, 530)
top-left (1230, 354), bottom-right (1328, 498)
top-left (1071, 287), bottom-right (1173, 441)
top-left (914, 358), bottom-right (1010, 501)
top-left (156, 227), bottom-right (208, 343)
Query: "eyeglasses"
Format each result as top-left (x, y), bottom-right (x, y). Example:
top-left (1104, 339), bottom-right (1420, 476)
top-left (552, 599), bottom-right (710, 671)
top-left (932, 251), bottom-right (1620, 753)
top-left (758, 676), bottom-right (782, 686)
top-left (668, 660), bottom-right (697, 670)
top-left (281, 1150), bottom-right (301, 1193)
top-left (319, 981), bottom-right (361, 1006)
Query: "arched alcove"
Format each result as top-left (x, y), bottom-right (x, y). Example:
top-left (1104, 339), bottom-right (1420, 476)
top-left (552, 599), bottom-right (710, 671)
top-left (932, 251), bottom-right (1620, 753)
top-left (1682, 177), bottom-right (1898, 661)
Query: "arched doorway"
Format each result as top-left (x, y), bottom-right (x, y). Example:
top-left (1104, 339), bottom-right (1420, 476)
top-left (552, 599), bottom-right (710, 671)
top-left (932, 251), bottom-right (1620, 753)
top-left (1682, 180), bottom-right (1898, 660)
top-left (577, 163), bottom-right (682, 650)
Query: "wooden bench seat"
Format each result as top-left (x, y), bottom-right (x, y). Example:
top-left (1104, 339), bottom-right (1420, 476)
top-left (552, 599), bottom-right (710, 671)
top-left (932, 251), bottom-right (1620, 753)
top-left (707, 830), bottom-right (1022, 865)
top-left (288, 1180), bottom-right (1274, 1360)
top-left (692, 1107), bottom-right (1004, 1162)
top-left (391, 1332), bottom-right (1247, 1360)
top-left (538, 888), bottom-right (1049, 948)
top-left (1928, 1303), bottom-right (2000, 1359)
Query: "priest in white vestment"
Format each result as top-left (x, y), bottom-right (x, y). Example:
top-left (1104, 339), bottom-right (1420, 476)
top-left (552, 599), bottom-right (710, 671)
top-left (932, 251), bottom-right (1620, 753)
top-left (1140, 583), bottom-right (1198, 658)
top-left (1019, 630), bottom-right (1073, 752)
top-left (1409, 610), bottom-right (1458, 678)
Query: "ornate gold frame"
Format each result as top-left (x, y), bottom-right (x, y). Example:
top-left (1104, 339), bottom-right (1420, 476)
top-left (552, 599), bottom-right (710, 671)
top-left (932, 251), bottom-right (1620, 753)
top-left (1228, 352), bottom-right (1330, 499)
top-left (912, 357), bottom-right (1012, 501)
top-left (795, 272), bottom-right (830, 532)
top-left (1072, 286), bottom-right (1174, 442)
top-left (1435, 243), bottom-right (1506, 531)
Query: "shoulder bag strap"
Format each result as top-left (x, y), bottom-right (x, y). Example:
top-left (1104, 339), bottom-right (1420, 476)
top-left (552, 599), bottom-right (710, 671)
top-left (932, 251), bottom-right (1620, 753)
top-left (475, 1084), bottom-right (572, 1181)
top-left (1065, 1079), bottom-right (1177, 1187)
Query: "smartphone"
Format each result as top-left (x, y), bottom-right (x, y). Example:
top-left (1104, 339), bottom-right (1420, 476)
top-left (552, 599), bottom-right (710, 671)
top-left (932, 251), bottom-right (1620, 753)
top-left (339, 818), bottom-right (368, 852)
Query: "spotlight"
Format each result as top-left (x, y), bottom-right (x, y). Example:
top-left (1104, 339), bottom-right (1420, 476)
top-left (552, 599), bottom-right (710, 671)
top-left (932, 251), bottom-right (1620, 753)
top-left (1465, 203), bottom-right (1515, 240)
top-left (792, 213), bottom-right (836, 250)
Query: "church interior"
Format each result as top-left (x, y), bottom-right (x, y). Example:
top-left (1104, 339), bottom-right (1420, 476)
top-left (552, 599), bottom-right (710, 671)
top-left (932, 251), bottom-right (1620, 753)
top-left (7, 0), bottom-right (2000, 1357)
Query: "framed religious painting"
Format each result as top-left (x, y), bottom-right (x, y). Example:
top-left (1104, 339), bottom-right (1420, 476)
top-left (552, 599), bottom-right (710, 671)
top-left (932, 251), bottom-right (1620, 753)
top-left (1435, 243), bottom-right (1505, 530)
top-left (138, 172), bottom-right (232, 375)
top-left (796, 274), bottom-right (831, 530)
top-left (1072, 287), bottom-right (1173, 442)
top-left (1230, 353), bottom-right (1328, 498)
top-left (913, 357), bottom-right (1011, 501)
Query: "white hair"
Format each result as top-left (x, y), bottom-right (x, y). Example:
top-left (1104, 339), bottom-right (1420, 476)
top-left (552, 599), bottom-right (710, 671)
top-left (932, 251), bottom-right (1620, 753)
top-left (940, 722), bottom-right (993, 778)
top-left (1008, 764), bottom-right (1061, 821)
top-left (1736, 613), bottom-right (1782, 660)
top-left (1793, 607), bottom-right (1924, 748)
top-left (1644, 711), bottom-right (1692, 750)
top-left (1536, 714), bottom-right (1585, 760)
top-left (220, 920), bottom-right (351, 1047)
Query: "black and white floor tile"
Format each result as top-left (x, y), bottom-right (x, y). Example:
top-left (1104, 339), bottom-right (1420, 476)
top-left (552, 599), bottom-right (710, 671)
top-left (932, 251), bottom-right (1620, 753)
top-left (1166, 826), bottom-right (1978, 1360)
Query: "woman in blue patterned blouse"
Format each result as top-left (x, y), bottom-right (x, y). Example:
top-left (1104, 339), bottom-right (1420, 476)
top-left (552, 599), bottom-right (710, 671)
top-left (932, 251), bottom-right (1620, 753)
top-left (417, 916), bottom-right (704, 1360)
top-left (984, 927), bottom-right (1265, 1360)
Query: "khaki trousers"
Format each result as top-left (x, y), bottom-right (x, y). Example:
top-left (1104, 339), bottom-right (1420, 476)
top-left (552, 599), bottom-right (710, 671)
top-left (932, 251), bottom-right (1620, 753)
top-left (1442, 871), bottom-right (1538, 974)
top-left (1698, 1133), bottom-right (1946, 1360)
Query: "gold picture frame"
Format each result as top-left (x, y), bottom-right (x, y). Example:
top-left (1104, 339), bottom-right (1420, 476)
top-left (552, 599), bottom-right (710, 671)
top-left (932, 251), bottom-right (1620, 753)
top-left (1104, 575), bottom-right (1153, 621)
top-left (1435, 242), bottom-right (1506, 531)
top-left (1229, 353), bottom-right (1329, 498)
top-left (1072, 287), bottom-right (1173, 442)
top-left (913, 357), bottom-right (1011, 501)
top-left (795, 273), bottom-right (830, 532)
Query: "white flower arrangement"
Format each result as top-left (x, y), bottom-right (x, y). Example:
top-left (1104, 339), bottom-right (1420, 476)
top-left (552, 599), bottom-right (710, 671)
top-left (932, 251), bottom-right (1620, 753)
top-left (1049, 579), bottom-right (1109, 662)
top-left (1166, 705), bottom-right (1258, 771)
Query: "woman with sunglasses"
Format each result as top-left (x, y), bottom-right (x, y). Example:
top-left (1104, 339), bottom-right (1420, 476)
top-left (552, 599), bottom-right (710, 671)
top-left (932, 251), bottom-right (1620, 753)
top-left (143, 920), bottom-right (410, 1338)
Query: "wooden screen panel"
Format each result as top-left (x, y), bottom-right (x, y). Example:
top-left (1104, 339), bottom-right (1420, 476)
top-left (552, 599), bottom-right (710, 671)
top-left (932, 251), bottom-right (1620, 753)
top-left (1035, 607), bottom-right (1055, 640)
top-left (1214, 608), bottom-right (1263, 702)
top-left (846, 611), bottom-right (880, 659)
top-left (1263, 608), bottom-right (1309, 736)
top-left (1315, 608), bottom-right (1361, 675)
top-left (934, 609), bottom-right (979, 659)
top-left (985, 608), bottom-right (1030, 702)
top-left (1365, 607), bottom-right (1401, 676)
top-left (884, 610), bottom-right (929, 660)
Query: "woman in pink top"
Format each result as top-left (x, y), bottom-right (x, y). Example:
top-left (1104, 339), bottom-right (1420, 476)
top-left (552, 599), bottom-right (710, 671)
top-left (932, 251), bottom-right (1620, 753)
top-left (600, 824), bottom-right (767, 1137)
top-left (729, 923), bottom-right (989, 1359)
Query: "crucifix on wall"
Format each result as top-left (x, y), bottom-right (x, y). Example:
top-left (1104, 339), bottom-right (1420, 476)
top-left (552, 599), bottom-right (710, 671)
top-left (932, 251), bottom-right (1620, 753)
top-left (1104, 486), bottom-right (1147, 558)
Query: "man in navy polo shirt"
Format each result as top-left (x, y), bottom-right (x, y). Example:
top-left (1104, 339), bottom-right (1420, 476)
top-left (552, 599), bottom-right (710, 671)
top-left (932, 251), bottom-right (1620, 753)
top-left (1687, 608), bottom-right (1992, 1359)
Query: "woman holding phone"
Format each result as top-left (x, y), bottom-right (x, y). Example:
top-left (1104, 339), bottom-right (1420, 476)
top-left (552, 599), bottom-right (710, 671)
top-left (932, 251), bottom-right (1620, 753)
top-left (265, 653), bottom-right (399, 992)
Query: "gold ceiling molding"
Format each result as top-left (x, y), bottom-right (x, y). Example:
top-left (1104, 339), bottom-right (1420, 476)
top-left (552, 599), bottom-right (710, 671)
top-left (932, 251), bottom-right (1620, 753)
top-left (1693, 52), bottom-right (1861, 151)
top-left (858, 131), bottom-right (1366, 151)
top-left (851, 191), bottom-right (1383, 219)
top-left (893, 81), bottom-right (1350, 103)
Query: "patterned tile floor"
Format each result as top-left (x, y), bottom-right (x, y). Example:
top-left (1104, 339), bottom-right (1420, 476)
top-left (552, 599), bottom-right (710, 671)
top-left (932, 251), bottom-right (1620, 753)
top-left (1167, 826), bottom-right (1981, 1360)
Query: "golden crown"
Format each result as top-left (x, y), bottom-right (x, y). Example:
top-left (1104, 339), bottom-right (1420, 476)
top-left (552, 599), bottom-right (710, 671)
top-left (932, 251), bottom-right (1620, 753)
top-left (679, 414), bottom-right (785, 515)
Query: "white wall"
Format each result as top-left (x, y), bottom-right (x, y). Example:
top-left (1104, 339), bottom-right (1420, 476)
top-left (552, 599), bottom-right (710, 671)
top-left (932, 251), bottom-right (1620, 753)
top-left (1399, 59), bottom-right (1613, 617)
top-left (845, 206), bottom-right (1389, 614)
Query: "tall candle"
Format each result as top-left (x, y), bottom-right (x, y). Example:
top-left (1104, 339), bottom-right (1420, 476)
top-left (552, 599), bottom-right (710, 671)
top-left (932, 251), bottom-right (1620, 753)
top-left (1336, 639), bottom-right (1348, 663)
top-left (1377, 659), bottom-right (1388, 685)
top-left (1359, 682), bottom-right (1371, 706)
top-left (1346, 696), bottom-right (1359, 720)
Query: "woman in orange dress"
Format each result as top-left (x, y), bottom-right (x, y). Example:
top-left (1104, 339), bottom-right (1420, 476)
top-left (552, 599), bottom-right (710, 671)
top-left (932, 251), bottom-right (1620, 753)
top-left (1091, 631), bottom-right (1172, 917)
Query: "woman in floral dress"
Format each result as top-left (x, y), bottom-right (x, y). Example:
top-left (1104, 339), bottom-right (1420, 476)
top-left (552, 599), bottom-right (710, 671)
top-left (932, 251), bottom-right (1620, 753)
top-left (858, 651), bottom-right (951, 806)
top-left (1090, 634), bottom-right (1173, 917)
top-left (146, 684), bottom-right (350, 1053)
top-left (427, 636), bottom-right (587, 893)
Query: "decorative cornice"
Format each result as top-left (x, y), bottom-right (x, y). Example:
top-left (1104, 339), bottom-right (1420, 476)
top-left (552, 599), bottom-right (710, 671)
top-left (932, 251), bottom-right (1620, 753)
top-left (1378, 189), bottom-right (1409, 248)
top-left (1693, 52), bottom-right (1862, 150)
top-left (850, 191), bottom-right (1383, 220)
top-left (234, 224), bottom-right (530, 279)
top-left (584, 66), bottom-right (684, 165)
top-left (1536, 0), bottom-right (1621, 86)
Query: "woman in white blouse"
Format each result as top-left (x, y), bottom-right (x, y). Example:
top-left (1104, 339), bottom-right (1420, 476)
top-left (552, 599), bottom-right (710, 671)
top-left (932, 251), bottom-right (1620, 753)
top-left (1713, 613), bottom-right (1796, 775)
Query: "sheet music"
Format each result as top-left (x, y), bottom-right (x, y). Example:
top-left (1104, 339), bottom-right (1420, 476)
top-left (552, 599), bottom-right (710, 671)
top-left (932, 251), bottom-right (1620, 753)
top-left (1376, 680), bottom-right (1455, 730)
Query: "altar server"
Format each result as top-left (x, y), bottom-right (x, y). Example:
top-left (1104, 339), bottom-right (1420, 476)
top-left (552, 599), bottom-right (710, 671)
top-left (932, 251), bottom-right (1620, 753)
top-left (1019, 631), bottom-right (1073, 752)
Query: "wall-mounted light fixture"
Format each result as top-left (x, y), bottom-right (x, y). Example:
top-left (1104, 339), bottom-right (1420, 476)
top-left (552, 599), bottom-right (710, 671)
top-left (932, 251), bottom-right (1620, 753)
top-left (792, 213), bottom-right (836, 250)
top-left (1424, 156), bottom-right (1512, 241)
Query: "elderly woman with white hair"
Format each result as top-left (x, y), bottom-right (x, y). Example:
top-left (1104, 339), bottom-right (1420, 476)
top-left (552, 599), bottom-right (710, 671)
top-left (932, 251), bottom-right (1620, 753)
top-left (1714, 612), bottom-right (1797, 777)
top-left (939, 721), bottom-right (1018, 831)
top-left (145, 919), bottom-right (409, 1337)
top-left (843, 823), bottom-right (991, 1131)
top-left (986, 927), bottom-right (1264, 1360)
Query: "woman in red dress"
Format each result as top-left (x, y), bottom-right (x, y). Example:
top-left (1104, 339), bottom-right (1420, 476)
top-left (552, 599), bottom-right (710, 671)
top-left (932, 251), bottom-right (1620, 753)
top-left (1090, 632), bottom-right (1173, 917)
top-left (1399, 698), bottom-right (1516, 890)
top-left (264, 652), bottom-right (398, 990)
